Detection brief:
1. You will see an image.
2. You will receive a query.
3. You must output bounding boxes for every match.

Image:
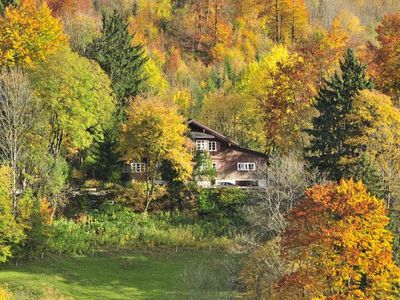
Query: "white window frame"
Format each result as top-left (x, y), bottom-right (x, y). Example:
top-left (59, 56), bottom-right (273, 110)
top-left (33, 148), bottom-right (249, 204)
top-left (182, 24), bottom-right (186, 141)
top-left (131, 163), bottom-right (146, 173)
top-left (208, 141), bottom-right (217, 152)
top-left (196, 140), bottom-right (217, 152)
top-left (196, 140), bottom-right (208, 151)
top-left (237, 163), bottom-right (256, 172)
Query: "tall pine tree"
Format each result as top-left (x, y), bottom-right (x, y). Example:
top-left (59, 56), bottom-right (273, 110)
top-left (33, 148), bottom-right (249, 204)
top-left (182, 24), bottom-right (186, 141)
top-left (86, 11), bottom-right (148, 180)
top-left (86, 10), bottom-right (148, 116)
top-left (306, 49), bottom-right (373, 180)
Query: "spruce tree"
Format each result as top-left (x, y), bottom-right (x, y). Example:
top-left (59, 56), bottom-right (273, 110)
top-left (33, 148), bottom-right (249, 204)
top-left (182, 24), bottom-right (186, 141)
top-left (306, 49), bottom-right (373, 180)
top-left (86, 11), bottom-right (148, 179)
top-left (86, 10), bottom-right (148, 116)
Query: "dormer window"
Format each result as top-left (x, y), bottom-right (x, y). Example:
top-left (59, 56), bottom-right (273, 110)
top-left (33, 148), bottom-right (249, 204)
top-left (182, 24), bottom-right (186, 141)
top-left (196, 140), bottom-right (217, 152)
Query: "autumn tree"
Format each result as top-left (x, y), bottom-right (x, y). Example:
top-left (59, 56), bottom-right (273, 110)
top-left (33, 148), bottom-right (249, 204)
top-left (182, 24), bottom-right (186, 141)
top-left (277, 179), bottom-right (400, 299)
top-left (261, 0), bottom-right (308, 44)
top-left (0, 166), bottom-right (23, 263)
top-left (29, 47), bottom-right (115, 158)
top-left (372, 13), bottom-right (400, 102)
top-left (199, 91), bottom-right (265, 151)
top-left (239, 45), bottom-right (312, 154)
top-left (118, 98), bottom-right (193, 213)
top-left (343, 90), bottom-right (400, 206)
top-left (306, 49), bottom-right (373, 180)
top-left (0, 69), bottom-right (40, 211)
top-left (0, 0), bottom-right (66, 68)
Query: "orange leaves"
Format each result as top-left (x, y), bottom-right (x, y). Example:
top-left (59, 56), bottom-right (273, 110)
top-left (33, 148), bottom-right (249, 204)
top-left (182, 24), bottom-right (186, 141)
top-left (0, 0), bottom-right (66, 67)
top-left (278, 179), bottom-right (400, 299)
top-left (373, 13), bottom-right (400, 100)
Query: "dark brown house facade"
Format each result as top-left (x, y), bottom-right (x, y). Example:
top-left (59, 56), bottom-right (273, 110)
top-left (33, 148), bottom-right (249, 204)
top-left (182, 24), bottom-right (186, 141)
top-left (122, 120), bottom-right (269, 187)
top-left (188, 120), bottom-right (268, 187)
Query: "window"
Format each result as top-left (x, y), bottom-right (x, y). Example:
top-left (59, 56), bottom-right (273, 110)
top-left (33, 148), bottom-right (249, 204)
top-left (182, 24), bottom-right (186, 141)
top-left (209, 141), bottom-right (217, 151)
top-left (196, 140), bottom-right (208, 151)
top-left (196, 140), bottom-right (217, 151)
top-left (131, 163), bottom-right (146, 173)
top-left (237, 163), bottom-right (256, 172)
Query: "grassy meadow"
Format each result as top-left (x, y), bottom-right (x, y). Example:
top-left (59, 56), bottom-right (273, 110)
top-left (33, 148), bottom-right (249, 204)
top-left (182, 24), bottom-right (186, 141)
top-left (0, 251), bottom-right (238, 300)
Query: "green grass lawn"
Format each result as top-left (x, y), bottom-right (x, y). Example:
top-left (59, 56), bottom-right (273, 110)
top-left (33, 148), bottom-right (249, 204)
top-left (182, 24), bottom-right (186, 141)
top-left (0, 251), bottom-right (238, 300)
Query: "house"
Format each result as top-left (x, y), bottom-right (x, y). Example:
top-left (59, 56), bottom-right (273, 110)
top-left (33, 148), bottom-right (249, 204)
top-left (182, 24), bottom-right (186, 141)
top-left (188, 120), bottom-right (268, 187)
top-left (122, 120), bottom-right (269, 187)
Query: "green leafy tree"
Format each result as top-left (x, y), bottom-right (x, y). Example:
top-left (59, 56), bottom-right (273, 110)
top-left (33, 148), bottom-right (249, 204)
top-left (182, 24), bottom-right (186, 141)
top-left (86, 10), bottom-right (148, 116)
top-left (193, 151), bottom-right (217, 183)
top-left (306, 49), bottom-right (373, 180)
top-left (29, 47), bottom-right (115, 158)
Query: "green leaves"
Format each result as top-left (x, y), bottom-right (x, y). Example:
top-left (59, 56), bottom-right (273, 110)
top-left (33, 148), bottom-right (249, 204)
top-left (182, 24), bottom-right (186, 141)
top-left (29, 47), bottom-right (115, 156)
top-left (306, 49), bottom-right (374, 180)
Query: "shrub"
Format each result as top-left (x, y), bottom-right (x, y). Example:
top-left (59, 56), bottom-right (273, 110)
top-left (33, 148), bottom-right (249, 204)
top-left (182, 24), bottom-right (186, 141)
top-left (197, 188), bottom-right (248, 236)
top-left (13, 195), bottom-right (53, 260)
top-left (46, 204), bottom-right (235, 256)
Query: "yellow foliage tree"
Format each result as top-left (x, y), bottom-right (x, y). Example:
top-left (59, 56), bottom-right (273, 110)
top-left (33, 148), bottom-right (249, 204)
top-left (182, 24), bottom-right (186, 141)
top-left (118, 97), bottom-right (193, 212)
top-left (199, 91), bottom-right (265, 151)
top-left (0, 166), bottom-right (23, 263)
top-left (343, 90), bottom-right (400, 205)
top-left (239, 45), bottom-right (312, 154)
top-left (0, 0), bottom-right (66, 67)
top-left (277, 179), bottom-right (400, 299)
top-left (262, 0), bottom-right (308, 45)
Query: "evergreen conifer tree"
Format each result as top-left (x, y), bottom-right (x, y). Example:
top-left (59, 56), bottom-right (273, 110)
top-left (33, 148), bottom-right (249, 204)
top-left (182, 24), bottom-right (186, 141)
top-left (306, 49), bottom-right (373, 180)
top-left (86, 11), bottom-right (148, 179)
top-left (86, 10), bottom-right (148, 117)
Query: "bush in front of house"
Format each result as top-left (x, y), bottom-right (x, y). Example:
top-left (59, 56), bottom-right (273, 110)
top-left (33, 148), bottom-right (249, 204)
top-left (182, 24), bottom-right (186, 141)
top-left (47, 204), bottom-right (235, 256)
top-left (196, 188), bottom-right (249, 236)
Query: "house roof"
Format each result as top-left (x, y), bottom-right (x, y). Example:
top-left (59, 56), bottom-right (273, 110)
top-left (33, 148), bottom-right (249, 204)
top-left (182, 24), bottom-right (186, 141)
top-left (187, 119), bottom-right (269, 159)
top-left (187, 119), bottom-right (240, 146)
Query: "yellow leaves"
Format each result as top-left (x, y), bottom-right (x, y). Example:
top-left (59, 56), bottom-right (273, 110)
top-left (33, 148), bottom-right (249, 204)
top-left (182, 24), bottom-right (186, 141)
top-left (118, 97), bottom-right (193, 182)
top-left (141, 55), bottom-right (169, 95)
top-left (239, 45), bottom-right (312, 153)
top-left (171, 89), bottom-right (193, 117)
top-left (343, 90), bottom-right (400, 170)
top-left (0, 0), bottom-right (67, 68)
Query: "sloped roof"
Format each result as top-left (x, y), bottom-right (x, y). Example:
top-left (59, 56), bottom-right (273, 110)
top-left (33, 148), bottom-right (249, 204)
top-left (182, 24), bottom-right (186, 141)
top-left (187, 119), bottom-right (269, 158)
top-left (187, 119), bottom-right (240, 146)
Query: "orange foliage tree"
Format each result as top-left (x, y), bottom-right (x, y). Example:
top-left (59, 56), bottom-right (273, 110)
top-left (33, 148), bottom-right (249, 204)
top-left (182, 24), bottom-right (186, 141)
top-left (372, 13), bottom-right (400, 102)
top-left (277, 179), bottom-right (400, 299)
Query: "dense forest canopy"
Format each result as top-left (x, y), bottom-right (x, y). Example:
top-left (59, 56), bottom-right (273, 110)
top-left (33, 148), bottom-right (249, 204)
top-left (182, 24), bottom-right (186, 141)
top-left (1, 0), bottom-right (400, 298)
